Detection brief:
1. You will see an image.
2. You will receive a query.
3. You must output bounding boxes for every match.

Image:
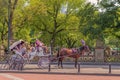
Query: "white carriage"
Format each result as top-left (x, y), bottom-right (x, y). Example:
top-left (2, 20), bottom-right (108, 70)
top-left (1, 39), bottom-right (53, 70)
top-left (1, 47), bottom-right (51, 70)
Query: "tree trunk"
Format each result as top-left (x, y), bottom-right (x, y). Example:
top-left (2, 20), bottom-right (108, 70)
top-left (8, 0), bottom-right (18, 40)
top-left (50, 38), bottom-right (55, 55)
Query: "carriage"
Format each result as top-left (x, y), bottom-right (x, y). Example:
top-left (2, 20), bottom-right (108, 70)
top-left (0, 40), bottom-right (55, 70)
top-left (0, 47), bottom-right (54, 70)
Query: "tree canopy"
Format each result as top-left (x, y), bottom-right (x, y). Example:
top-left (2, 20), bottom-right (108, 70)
top-left (0, 0), bottom-right (119, 49)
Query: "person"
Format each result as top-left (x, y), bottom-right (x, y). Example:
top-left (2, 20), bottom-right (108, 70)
top-left (30, 43), bottom-right (36, 52)
top-left (20, 41), bottom-right (27, 56)
top-left (35, 39), bottom-right (44, 47)
top-left (12, 45), bottom-right (21, 55)
top-left (10, 45), bottom-right (23, 63)
top-left (80, 39), bottom-right (90, 55)
top-left (9, 40), bottom-right (26, 70)
top-left (40, 40), bottom-right (48, 53)
top-left (11, 40), bottom-right (26, 58)
top-left (80, 39), bottom-right (86, 55)
top-left (27, 43), bottom-right (36, 60)
top-left (35, 39), bottom-right (44, 56)
top-left (81, 39), bottom-right (85, 46)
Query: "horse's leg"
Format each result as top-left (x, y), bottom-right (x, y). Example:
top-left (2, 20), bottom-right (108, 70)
top-left (58, 58), bottom-right (60, 68)
top-left (75, 58), bottom-right (78, 68)
top-left (57, 49), bottom-right (61, 68)
top-left (61, 59), bottom-right (63, 69)
top-left (58, 57), bottom-right (63, 69)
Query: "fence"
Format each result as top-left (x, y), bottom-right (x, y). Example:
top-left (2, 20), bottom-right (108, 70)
top-left (77, 62), bottom-right (112, 74)
top-left (43, 61), bottom-right (120, 74)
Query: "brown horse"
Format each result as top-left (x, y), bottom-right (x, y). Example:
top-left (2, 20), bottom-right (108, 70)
top-left (57, 46), bottom-right (90, 68)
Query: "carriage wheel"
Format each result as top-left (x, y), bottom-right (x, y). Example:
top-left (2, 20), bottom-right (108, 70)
top-left (17, 63), bottom-right (24, 70)
top-left (9, 55), bottom-right (25, 70)
top-left (37, 57), bottom-right (50, 68)
top-left (16, 58), bottom-right (25, 70)
top-left (9, 62), bottom-right (17, 70)
top-left (20, 59), bottom-right (25, 70)
top-left (8, 59), bottom-right (16, 70)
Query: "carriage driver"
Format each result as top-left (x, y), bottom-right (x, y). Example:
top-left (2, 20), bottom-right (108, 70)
top-left (80, 39), bottom-right (90, 55)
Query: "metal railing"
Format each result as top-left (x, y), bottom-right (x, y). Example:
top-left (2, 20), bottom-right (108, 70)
top-left (77, 62), bottom-right (120, 74)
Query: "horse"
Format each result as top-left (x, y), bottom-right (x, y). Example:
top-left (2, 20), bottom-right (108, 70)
top-left (57, 45), bottom-right (90, 68)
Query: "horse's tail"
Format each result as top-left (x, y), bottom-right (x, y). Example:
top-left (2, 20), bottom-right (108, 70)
top-left (57, 48), bottom-right (64, 61)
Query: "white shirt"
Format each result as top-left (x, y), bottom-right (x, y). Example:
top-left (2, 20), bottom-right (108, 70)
top-left (20, 47), bottom-right (26, 54)
top-left (13, 49), bottom-right (22, 56)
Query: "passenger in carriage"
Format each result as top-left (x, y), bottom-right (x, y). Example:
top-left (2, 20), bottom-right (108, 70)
top-left (35, 39), bottom-right (47, 53)
top-left (29, 43), bottom-right (36, 52)
top-left (27, 43), bottom-right (36, 60)
top-left (11, 45), bottom-right (21, 55)
top-left (20, 41), bottom-right (27, 56)
top-left (12, 40), bottom-right (27, 58)
top-left (35, 39), bottom-right (44, 56)
top-left (10, 44), bottom-right (23, 61)
top-left (9, 40), bottom-right (28, 70)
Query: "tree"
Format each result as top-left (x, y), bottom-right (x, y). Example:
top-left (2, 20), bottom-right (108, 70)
top-left (77, 2), bottom-right (100, 47)
top-left (77, 0), bottom-right (120, 47)
top-left (8, 0), bottom-right (19, 40)
top-left (24, 0), bottom-right (86, 53)
top-left (99, 0), bottom-right (120, 38)
top-left (0, 0), bottom-right (8, 44)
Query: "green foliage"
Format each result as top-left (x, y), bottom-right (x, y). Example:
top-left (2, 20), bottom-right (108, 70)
top-left (0, 0), bottom-right (8, 45)
top-left (0, 0), bottom-right (119, 49)
top-left (77, 0), bottom-right (120, 47)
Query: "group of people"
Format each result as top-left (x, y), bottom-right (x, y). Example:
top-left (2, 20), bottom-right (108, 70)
top-left (10, 39), bottom-right (47, 60)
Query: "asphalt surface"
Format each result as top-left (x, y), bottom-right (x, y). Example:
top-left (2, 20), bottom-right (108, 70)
top-left (0, 73), bottom-right (120, 80)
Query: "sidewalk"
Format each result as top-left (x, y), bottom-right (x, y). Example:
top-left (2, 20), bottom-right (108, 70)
top-left (1, 64), bottom-right (120, 75)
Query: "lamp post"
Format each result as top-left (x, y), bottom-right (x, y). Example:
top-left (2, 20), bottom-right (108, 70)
top-left (8, 0), bottom-right (11, 51)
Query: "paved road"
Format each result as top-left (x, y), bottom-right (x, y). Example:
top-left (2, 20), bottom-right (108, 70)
top-left (0, 73), bottom-right (120, 80)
